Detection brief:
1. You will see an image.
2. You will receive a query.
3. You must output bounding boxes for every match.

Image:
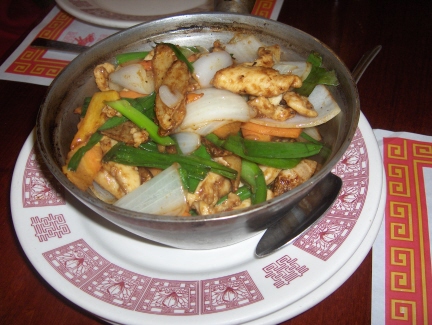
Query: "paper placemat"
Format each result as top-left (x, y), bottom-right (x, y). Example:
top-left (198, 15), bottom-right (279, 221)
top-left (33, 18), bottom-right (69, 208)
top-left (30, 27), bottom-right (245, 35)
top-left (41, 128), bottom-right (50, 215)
top-left (0, 0), bottom-right (284, 86)
top-left (372, 130), bottom-right (432, 325)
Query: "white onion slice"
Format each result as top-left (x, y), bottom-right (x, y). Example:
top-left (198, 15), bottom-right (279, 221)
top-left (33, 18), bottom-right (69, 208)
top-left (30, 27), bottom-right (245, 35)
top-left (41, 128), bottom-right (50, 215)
top-left (109, 63), bottom-right (154, 94)
top-left (303, 127), bottom-right (322, 141)
top-left (89, 181), bottom-right (117, 204)
top-left (249, 85), bottom-right (341, 128)
top-left (159, 85), bottom-right (182, 108)
top-left (193, 51), bottom-right (233, 88)
top-left (224, 35), bottom-right (265, 63)
top-left (177, 88), bottom-right (255, 135)
top-left (273, 61), bottom-right (312, 81)
top-left (114, 164), bottom-right (187, 215)
top-left (172, 132), bottom-right (201, 154)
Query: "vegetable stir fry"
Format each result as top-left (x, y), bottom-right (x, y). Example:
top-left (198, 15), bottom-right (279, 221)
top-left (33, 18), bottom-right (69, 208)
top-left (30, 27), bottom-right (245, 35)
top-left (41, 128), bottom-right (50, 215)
top-left (62, 34), bottom-right (341, 216)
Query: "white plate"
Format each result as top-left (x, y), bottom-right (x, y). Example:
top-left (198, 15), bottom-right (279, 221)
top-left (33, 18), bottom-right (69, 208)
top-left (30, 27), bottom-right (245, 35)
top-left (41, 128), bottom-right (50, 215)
top-left (11, 113), bottom-right (384, 324)
top-left (55, 0), bottom-right (214, 29)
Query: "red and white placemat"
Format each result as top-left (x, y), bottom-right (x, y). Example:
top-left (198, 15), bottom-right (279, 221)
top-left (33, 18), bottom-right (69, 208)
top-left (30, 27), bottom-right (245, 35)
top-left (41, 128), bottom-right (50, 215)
top-left (372, 130), bottom-right (432, 325)
top-left (0, 0), bottom-right (284, 86)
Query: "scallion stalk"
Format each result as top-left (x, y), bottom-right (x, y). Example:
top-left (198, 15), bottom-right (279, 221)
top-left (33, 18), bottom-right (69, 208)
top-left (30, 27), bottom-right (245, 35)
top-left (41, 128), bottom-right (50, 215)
top-left (106, 99), bottom-right (175, 146)
top-left (67, 132), bottom-right (103, 171)
top-left (115, 51), bottom-right (149, 65)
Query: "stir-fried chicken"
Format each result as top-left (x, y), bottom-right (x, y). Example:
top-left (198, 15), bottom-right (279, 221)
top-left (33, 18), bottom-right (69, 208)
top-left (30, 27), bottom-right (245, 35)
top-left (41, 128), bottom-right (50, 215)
top-left (248, 96), bottom-right (296, 121)
top-left (254, 45), bottom-right (281, 68)
top-left (100, 121), bottom-right (149, 147)
top-left (272, 159), bottom-right (318, 196)
top-left (187, 172), bottom-right (233, 214)
top-left (212, 65), bottom-right (302, 97)
top-left (154, 56), bottom-right (190, 135)
top-left (94, 63), bottom-right (115, 91)
top-left (283, 91), bottom-right (317, 117)
top-left (259, 165), bottom-right (282, 185)
top-left (94, 137), bottom-right (141, 199)
top-left (152, 44), bottom-right (177, 90)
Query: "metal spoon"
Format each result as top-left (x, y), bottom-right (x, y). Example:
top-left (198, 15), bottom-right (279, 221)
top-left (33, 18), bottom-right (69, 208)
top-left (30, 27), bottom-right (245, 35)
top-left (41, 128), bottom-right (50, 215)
top-left (255, 45), bottom-right (382, 258)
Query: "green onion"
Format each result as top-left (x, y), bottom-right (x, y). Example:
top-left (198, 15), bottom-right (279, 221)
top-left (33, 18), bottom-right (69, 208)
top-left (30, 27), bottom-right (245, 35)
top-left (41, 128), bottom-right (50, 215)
top-left (106, 99), bottom-right (175, 146)
top-left (240, 160), bottom-right (267, 205)
top-left (243, 139), bottom-right (322, 158)
top-left (187, 145), bottom-right (212, 192)
top-left (115, 51), bottom-right (149, 65)
top-left (159, 42), bottom-right (194, 72)
top-left (67, 132), bottom-right (103, 171)
top-left (103, 142), bottom-right (237, 180)
top-left (216, 186), bottom-right (252, 205)
top-left (80, 96), bottom-right (92, 117)
top-left (205, 134), bottom-right (301, 169)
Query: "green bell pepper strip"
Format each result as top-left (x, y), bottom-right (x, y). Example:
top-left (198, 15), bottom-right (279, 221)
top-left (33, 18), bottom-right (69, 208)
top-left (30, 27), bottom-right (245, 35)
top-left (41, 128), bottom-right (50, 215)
top-left (240, 160), bottom-right (267, 205)
top-left (102, 142), bottom-right (237, 180)
top-left (205, 133), bottom-right (301, 169)
top-left (115, 51), bottom-right (150, 65)
top-left (67, 132), bottom-right (103, 171)
top-left (243, 138), bottom-right (322, 158)
top-left (105, 99), bottom-right (175, 146)
top-left (295, 52), bottom-right (339, 96)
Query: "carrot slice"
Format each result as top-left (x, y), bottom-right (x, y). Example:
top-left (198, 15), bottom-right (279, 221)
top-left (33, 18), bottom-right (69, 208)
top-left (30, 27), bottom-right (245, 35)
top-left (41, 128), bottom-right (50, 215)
top-left (241, 128), bottom-right (272, 141)
top-left (119, 90), bottom-right (147, 98)
top-left (213, 121), bottom-right (242, 139)
top-left (241, 122), bottom-right (302, 138)
top-left (186, 92), bottom-right (204, 103)
top-left (139, 60), bottom-right (153, 70)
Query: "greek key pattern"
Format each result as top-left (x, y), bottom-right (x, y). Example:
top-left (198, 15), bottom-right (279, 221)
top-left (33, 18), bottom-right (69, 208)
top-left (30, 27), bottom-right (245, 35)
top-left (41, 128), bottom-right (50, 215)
top-left (6, 11), bottom-right (74, 77)
top-left (67, 0), bottom-right (213, 21)
top-left (43, 239), bottom-right (264, 316)
top-left (294, 128), bottom-right (368, 260)
top-left (252, 0), bottom-right (278, 18)
top-left (384, 137), bottom-right (432, 324)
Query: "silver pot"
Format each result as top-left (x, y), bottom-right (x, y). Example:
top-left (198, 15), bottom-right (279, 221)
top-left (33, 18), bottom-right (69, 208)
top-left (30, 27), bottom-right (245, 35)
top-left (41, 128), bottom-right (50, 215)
top-left (36, 12), bottom-right (359, 249)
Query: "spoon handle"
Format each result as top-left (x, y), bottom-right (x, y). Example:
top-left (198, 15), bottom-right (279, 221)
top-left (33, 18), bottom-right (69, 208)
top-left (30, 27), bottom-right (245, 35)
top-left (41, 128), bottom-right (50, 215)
top-left (255, 173), bottom-right (343, 258)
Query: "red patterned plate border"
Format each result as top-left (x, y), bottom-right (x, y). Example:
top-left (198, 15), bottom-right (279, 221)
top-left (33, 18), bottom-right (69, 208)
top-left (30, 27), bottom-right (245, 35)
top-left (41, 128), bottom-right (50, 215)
top-left (11, 114), bottom-right (384, 325)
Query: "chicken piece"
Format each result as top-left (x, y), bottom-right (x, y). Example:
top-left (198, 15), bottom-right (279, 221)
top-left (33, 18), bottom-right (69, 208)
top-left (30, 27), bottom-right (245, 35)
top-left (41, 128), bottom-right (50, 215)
top-left (212, 65), bottom-right (302, 97)
top-left (283, 91), bottom-right (317, 117)
top-left (201, 137), bottom-right (232, 157)
top-left (155, 60), bottom-right (190, 135)
top-left (193, 192), bottom-right (242, 215)
top-left (152, 44), bottom-right (176, 90)
top-left (94, 63), bottom-right (115, 91)
top-left (272, 159), bottom-right (318, 196)
top-left (96, 136), bottom-right (141, 198)
top-left (187, 172), bottom-right (232, 211)
top-left (94, 169), bottom-right (124, 199)
top-left (259, 165), bottom-right (282, 185)
top-left (214, 155), bottom-right (242, 191)
top-left (101, 162), bottom-right (141, 197)
top-left (248, 96), bottom-right (296, 121)
top-left (254, 45), bottom-right (281, 68)
top-left (100, 121), bottom-right (149, 147)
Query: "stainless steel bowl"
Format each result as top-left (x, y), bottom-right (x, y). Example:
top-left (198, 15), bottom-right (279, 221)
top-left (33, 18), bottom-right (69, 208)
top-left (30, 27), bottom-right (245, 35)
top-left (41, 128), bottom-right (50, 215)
top-left (36, 13), bottom-right (359, 249)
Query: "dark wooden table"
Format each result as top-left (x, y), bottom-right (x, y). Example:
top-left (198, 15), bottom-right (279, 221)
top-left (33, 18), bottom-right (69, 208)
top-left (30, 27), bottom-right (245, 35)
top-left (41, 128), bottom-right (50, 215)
top-left (1, 0), bottom-right (431, 324)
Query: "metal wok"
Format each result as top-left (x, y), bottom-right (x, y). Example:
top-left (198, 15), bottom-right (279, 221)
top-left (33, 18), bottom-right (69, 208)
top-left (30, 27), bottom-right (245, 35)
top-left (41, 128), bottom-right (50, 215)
top-left (36, 12), bottom-right (359, 249)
